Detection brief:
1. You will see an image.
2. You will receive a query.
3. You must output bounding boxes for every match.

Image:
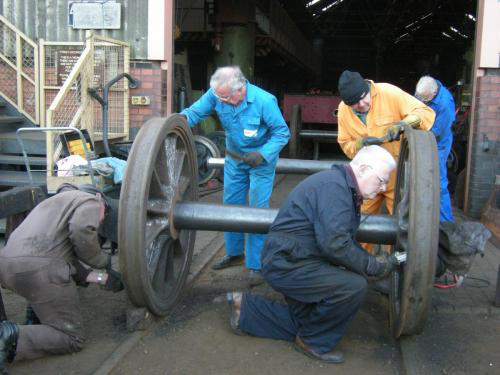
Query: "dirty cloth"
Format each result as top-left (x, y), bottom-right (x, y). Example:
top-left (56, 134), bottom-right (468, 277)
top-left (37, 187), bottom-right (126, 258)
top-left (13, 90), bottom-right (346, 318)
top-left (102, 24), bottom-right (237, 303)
top-left (438, 221), bottom-right (491, 275)
top-left (91, 157), bottom-right (127, 184)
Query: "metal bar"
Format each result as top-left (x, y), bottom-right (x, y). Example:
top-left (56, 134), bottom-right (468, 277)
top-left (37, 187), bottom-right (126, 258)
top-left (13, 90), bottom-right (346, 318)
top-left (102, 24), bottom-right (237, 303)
top-left (207, 157), bottom-right (348, 175)
top-left (299, 130), bottom-right (338, 139)
top-left (173, 202), bottom-right (398, 244)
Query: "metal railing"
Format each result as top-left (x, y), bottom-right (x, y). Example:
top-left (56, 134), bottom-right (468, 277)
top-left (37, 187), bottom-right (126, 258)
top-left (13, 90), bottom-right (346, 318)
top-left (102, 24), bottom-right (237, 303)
top-left (0, 14), bottom-right (39, 123)
top-left (45, 31), bottom-right (131, 180)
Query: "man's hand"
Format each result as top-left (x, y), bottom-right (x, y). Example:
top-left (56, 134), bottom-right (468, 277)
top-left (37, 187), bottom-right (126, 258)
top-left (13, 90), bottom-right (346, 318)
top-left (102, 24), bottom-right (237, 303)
top-left (243, 152), bottom-right (264, 167)
top-left (366, 253), bottom-right (399, 279)
top-left (355, 137), bottom-right (382, 152)
top-left (102, 269), bottom-right (124, 293)
top-left (386, 123), bottom-right (405, 141)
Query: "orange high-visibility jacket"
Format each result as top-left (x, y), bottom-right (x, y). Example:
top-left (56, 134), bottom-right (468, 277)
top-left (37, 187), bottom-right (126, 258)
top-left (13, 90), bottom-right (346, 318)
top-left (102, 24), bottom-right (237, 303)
top-left (337, 80), bottom-right (435, 160)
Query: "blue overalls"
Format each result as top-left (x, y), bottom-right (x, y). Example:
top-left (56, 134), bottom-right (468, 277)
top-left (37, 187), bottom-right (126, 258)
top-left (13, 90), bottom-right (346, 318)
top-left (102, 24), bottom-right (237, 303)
top-left (181, 82), bottom-right (290, 270)
top-left (420, 81), bottom-right (456, 222)
top-left (239, 167), bottom-right (370, 353)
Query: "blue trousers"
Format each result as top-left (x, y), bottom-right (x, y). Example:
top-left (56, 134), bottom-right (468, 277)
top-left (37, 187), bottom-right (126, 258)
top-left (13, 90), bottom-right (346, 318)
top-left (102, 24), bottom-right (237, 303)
top-left (438, 142), bottom-right (454, 222)
top-left (239, 263), bottom-right (368, 353)
top-left (223, 158), bottom-right (276, 270)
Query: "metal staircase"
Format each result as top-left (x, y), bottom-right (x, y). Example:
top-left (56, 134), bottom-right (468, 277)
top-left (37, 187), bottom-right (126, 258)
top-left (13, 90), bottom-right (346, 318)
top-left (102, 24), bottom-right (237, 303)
top-left (0, 99), bottom-right (46, 190)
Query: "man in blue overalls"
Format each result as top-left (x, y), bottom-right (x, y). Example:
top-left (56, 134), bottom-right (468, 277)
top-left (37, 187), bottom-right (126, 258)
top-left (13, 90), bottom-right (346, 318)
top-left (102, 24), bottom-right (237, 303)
top-left (181, 66), bottom-right (290, 285)
top-left (225, 146), bottom-right (399, 363)
top-left (415, 76), bottom-right (456, 223)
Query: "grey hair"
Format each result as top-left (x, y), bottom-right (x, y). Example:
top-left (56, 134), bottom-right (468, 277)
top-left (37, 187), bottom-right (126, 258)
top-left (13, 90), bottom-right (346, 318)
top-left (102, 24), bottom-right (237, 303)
top-left (350, 145), bottom-right (396, 171)
top-left (209, 66), bottom-right (246, 93)
top-left (415, 76), bottom-right (438, 99)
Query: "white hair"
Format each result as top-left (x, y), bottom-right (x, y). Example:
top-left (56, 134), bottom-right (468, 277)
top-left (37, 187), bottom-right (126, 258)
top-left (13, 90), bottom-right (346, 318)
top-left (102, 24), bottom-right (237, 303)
top-left (415, 76), bottom-right (438, 99)
top-left (209, 66), bottom-right (246, 93)
top-left (350, 145), bottom-right (396, 171)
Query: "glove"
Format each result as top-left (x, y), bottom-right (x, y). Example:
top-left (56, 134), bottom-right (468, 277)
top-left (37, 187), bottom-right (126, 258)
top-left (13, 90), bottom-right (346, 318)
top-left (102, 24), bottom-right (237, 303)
top-left (402, 114), bottom-right (421, 129)
top-left (366, 253), bottom-right (399, 279)
top-left (355, 137), bottom-right (382, 152)
top-left (386, 123), bottom-right (405, 141)
top-left (102, 269), bottom-right (124, 293)
top-left (243, 152), bottom-right (264, 167)
top-left (71, 260), bottom-right (92, 287)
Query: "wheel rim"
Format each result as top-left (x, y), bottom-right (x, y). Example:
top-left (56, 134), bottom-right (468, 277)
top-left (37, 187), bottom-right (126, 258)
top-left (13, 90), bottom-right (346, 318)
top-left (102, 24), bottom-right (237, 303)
top-left (119, 116), bottom-right (199, 316)
top-left (194, 135), bottom-right (221, 184)
top-left (390, 127), bottom-right (440, 338)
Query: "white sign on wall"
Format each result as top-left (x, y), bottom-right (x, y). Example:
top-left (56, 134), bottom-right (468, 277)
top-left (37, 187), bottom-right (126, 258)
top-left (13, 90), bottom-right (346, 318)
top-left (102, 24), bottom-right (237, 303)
top-left (68, 1), bottom-right (121, 29)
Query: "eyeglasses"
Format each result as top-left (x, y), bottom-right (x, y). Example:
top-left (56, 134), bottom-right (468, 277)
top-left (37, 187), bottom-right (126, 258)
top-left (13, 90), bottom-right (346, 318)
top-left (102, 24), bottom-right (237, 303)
top-left (370, 166), bottom-right (388, 188)
top-left (214, 88), bottom-right (241, 103)
top-left (415, 93), bottom-right (435, 104)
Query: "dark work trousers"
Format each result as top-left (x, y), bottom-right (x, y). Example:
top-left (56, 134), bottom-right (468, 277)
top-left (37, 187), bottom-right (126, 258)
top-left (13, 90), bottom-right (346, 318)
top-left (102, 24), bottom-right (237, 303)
top-left (239, 258), bottom-right (368, 354)
top-left (0, 257), bottom-right (85, 360)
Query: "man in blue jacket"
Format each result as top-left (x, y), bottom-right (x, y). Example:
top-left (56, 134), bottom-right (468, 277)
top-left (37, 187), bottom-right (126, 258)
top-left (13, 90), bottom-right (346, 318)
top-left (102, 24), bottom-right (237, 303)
top-left (181, 66), bottom-right (290, 285)
top-left (415, 76), bottom-right (456, 223)
top-left (225, 146), bottom-right (399, 363)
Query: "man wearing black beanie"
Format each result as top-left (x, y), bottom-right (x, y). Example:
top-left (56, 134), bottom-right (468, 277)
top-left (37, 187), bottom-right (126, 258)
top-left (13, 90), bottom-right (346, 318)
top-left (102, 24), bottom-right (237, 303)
top-left (336, 70), bottom-right (435, 253)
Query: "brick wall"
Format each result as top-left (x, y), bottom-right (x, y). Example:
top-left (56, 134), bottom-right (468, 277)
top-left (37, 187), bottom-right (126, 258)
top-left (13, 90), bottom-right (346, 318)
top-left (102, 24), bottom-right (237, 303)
top-left (466, 68), bottom-right (500, 218)
top-left (129, 61), bottom-right (168, 139)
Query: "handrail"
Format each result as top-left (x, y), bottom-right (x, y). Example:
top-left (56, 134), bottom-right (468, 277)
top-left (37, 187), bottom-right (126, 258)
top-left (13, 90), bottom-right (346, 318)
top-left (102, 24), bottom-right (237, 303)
top-left (0, 15), bottom-right (39, 123)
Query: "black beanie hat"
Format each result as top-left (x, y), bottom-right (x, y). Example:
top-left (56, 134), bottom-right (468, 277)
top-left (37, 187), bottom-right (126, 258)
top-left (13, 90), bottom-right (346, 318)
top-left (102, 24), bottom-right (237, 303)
top-left (338, 70), bottom-right (369, 105)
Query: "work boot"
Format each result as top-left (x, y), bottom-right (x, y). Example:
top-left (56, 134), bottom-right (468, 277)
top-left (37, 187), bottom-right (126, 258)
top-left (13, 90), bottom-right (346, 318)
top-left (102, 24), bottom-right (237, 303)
top-left (211, 255), bottom-right (244, 270)
top-left (227, 292), bottom-right (244, 336)
top-left (0, 322), bottom-right (19, 373)
top-left (294, 336), bottom-right (344, 364)
top-left (247, 270), bottom-right (264, 287)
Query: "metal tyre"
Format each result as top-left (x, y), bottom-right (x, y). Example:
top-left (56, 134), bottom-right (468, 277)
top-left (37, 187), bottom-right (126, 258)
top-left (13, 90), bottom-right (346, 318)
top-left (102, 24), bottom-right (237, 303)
top-left (119, 116), bottom-right (199, 316)
top-left (390, 127), bottom-right (440, 338)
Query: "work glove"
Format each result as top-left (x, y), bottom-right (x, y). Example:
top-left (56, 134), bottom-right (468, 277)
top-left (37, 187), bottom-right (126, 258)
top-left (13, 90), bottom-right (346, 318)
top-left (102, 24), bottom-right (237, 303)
top-left (366, 253), bottom-right (399, 279)
top-left (102, 269), bottom-right (124, 293)
top-left (355, 137), bottom-right (382, 152)
top-left (71, 260), bottom-right (92, 287)
top-left (243, 152), bottom-right (264, 167)
top-left (386, 123), bottom-right (405, 141)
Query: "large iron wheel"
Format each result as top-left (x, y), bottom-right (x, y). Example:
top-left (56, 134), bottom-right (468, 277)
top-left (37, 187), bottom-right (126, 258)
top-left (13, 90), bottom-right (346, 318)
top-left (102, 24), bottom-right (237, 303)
top-left (390, 126), bottom-right (440, 338)
top-left (289, 104), bottom-right (302, 159)
top-left (119, 116), bottom-right (199, 316)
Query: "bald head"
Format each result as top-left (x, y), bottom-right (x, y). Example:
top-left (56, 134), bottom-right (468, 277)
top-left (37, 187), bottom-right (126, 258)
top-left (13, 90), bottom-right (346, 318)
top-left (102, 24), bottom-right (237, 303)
top-left (415, 76), bottom-right (438, 103)
top-left (350, 146), bottom-right (396, 200)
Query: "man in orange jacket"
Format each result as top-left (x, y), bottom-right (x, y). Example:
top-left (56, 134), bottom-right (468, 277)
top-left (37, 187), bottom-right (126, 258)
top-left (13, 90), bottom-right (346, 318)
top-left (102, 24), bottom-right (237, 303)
top-left (337, 71), bottom-right (435, 253)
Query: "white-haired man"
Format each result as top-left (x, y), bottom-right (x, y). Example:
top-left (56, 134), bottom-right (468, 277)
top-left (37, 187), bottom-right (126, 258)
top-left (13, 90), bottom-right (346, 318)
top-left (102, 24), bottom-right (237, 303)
top-left (181, 66), bottom-right (290, 285)
top-left (415, 76), bottom-right (456, 223)
top-left (225, 145), bottom-right (398, 364)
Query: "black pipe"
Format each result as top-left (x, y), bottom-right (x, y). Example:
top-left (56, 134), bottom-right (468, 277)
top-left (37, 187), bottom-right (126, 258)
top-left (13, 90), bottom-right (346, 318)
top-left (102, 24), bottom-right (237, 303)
top-left (207, 157), bottom-right (348, 175)
top-left (88, 73), bottom-right (139, 157)
top-left (173, 202), bottom-right (398, 244)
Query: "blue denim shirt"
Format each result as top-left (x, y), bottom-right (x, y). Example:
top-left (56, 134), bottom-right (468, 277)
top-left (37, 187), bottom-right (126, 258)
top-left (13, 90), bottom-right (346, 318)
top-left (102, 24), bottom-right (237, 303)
top-left (426, 80), bottom-right (456, 150)
top-left (181, 82), bottom-right (290, 163)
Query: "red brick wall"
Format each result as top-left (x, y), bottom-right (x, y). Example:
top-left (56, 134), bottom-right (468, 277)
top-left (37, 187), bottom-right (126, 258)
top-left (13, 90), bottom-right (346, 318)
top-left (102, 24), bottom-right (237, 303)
top-left (466, 70), bottom-right (500, 218)
top-left (129, 61), bottom-right (168, 136)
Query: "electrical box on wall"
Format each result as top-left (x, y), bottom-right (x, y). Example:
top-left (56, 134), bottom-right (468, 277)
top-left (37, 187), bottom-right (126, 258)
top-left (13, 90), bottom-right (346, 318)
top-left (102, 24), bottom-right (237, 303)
top-left (131, 96), bottom-right (151, 106)
top-left (68, 1), bottom-right (121, 29)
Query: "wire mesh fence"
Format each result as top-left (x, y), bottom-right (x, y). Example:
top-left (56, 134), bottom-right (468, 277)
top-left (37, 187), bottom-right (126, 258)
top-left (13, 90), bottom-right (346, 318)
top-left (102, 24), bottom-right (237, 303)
top-left (0, 15), bottom-right (38, 122)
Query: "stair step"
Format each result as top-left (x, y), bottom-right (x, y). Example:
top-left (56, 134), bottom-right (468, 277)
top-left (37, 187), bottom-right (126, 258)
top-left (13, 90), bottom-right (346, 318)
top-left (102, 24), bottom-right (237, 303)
top-left (0, 154), bottom-right (46, 166)
top-left (0, 116), bottom-right (25, 125)
top-left (0, 170), bottom-right (46, 187)
top-left (0, 131), bottom-right (46, 155)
